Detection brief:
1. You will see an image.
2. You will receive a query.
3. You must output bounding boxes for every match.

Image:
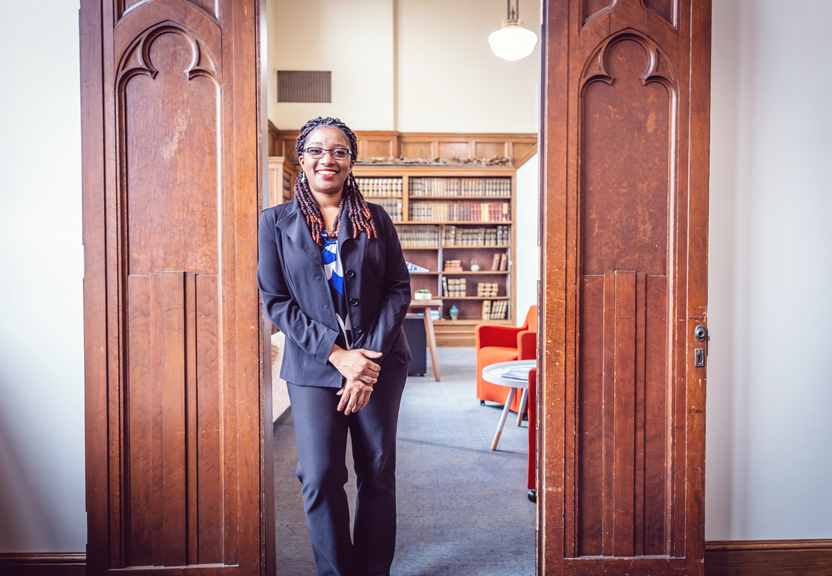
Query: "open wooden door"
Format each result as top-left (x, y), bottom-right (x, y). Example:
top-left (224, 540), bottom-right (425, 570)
top-left (538, 0), bottom-right (711, 574)
top-left (80, 1), bottom-right (272, 574)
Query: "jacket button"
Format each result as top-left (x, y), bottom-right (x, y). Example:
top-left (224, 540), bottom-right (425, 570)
top-left (314, 276), bottom-right (322, 281)
top-left (349, 298), bottom-right (359, 307)
top-left (354, 326), bottom-right (363, 335)
top-left (346, 269), bottom-right (355, 278)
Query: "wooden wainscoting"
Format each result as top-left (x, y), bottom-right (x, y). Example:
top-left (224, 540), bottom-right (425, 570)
top-left (2, 541), bottom-right (830, 575)
top-left (0, 553), bottom-right (85, 576)
top-left (705, 539), bottom-right (832, 576)
top-left (268, 122), bottom-right (538, 168)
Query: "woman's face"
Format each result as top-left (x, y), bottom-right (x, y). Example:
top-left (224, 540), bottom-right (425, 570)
top-left (298, 126), bottom-right (355, 200)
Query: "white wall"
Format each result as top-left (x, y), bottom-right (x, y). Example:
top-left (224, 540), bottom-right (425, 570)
top-left (395, 0), bottom-right (539, 133)
top-left (705, 0), bottom-right (832, 540)
top-left (267, 0), bottom-right (539, 132)
top-left (515, 153), bottom-right (539, 325)
top-left (704, 0), bottom-right (739, 540)
top-left (0, 1), bottom-right (86, 552)
top-left (268, 0), bottom-right (396, 130)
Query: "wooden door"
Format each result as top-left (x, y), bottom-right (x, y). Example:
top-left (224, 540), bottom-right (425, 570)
top-left (538, 0), bottom-right (711, 574)
top-left (80, 1), bottom-right (270, 575)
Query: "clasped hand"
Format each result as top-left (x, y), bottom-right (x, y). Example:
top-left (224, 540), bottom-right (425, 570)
top-left (329, 345), bottom-right (382, 415)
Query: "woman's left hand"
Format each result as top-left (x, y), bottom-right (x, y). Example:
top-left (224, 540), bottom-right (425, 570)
top-left (336, 379), bottom-right (374, 415)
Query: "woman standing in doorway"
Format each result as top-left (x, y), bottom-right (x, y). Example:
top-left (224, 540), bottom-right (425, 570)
top-left (257, 117), bottom-right (411, 576)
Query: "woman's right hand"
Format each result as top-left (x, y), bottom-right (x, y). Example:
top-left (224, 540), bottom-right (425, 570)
top-left (328, 345), bottom-right (382, 385)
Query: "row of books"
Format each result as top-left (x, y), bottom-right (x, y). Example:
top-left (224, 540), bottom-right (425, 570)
top-left (442, 277), bottom-right (467, 298)
top-left (410, 177), bottom-right (511, 197)
top-left (394, 225), bottom-right (511, 248)
top-left (442, 225), bottom-right (509, 246)
top-left (375, 199), bottom-right (403, 222)
top-left (482, 300), bottom-right (509, 320)
top-left (440, 254), bottom-right (508, 271)
top-left (409, 202), bottom-right (511, 222)
top-left (477, 282), bottom-right (500, 297)
top-left (283, 171), bottom-right (292, 198)
top-left (357, 178), bottom-right (403, 197)
top-left (396, 226), bottom-right (440, 248)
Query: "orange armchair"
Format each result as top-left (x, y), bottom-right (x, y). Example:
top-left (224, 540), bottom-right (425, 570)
top-left (475, 305), bottom-right (537, 413)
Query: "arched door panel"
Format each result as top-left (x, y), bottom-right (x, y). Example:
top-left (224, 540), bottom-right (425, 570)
top-left (80, 1), bottom-right (267, 574)
top-left (538, 0), bottom-right (711, 573)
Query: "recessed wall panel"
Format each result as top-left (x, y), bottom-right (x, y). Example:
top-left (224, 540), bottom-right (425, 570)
top-left (581, 39), bottom-right (670, 277)
top-left (577, 33), bottom-right (674, 558)
top-left (123, 30), bottom-right (220, 277)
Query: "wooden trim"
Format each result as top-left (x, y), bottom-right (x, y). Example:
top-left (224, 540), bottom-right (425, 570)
top-left (706, 539), bottom-right (832, 551)
top-left (267, 121), bottom-right (538, 168)
top-left (258, 2), bottom-right (277, 575)
top-left (0, 553), bottom-right (86, 576)
top-left (352, 165), bottom-right (517, 177)
top-left (6, 540), bottom-right (832, 576)
top-left (705, 539), bottom-right (832, 576)
top-left (78, 2), bottom-right (108, 573)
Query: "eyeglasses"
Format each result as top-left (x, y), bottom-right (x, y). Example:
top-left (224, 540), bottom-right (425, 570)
top-left (303, 147), bottom-right (352, 160)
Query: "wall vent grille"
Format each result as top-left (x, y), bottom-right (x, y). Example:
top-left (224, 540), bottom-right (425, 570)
top-left (277, 71), bottom-right (332, 103)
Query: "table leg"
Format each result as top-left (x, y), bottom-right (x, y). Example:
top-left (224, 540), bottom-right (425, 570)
top-left (491, 388), bottom-right (517, 451)
top-left (423, 311), bottom-right (441, 381)
top-left (516, 388), bottom-right (529, 426)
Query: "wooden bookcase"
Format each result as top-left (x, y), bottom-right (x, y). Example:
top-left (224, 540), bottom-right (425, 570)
top-left (267, 127), bottom-right (536, 346)
top-left (267, 156), bottom-right (297, 208)
top-left (352, 165), bottom-right (517, 346)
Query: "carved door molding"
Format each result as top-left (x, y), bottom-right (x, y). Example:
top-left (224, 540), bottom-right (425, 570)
top-left (538, 0), bottom-right (711, 574)
top-left (80, 1), bottom-right (270, 574)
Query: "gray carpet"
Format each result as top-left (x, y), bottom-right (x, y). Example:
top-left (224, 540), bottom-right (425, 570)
top-left (274, 347), bottom-right (535, 575)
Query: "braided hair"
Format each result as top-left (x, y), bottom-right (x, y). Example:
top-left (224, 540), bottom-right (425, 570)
top-left (294, 117), bottom-right (378, 247)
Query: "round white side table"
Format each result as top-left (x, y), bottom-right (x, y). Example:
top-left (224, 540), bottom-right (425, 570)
top-left (481, 359), bottom-right (536, 451)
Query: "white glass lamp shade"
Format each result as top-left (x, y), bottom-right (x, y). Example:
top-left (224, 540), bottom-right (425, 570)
top-left (488, 22), bottom-right (538, 61)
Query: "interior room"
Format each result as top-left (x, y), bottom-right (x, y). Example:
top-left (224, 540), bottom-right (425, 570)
top-left (263, 2), bottom-right (541, 572)
top-left (1, 1), bottom-right (831, 575)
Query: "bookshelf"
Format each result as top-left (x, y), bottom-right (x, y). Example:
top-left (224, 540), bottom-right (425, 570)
top-left (266, 157), bottom-right (298, 337)
top-left (267, 156), bottom-right (297, 208)
top-left (352, 165), bottom-right (518, 346)
top-left (267, 128), bottom-right (537, 346)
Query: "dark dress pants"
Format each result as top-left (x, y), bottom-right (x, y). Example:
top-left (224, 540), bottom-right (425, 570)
top-left (287, 360), bottom-right (407, 576)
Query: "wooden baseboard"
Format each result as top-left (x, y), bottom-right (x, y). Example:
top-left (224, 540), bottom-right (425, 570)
top-left (705, 539), bottom-right (832, 576)
top-left (0, 553), bottom-right (85, 576)
top-left (2, 540), bottom-right (828, 575)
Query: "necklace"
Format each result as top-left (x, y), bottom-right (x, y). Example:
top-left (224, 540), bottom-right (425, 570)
top-left (323, 198), bottom-right (346, 238)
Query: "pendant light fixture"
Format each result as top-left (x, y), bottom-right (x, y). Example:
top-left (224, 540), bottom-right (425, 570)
top-left (488, 0), bottom-right (538, 62)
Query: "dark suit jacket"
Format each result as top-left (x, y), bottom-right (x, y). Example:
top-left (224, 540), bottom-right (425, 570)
top-left (258, 198), bottom-right (412, 388)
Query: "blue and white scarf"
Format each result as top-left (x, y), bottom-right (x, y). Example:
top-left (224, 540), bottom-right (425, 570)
top-left (321, 234), bottom-right (352, 349)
